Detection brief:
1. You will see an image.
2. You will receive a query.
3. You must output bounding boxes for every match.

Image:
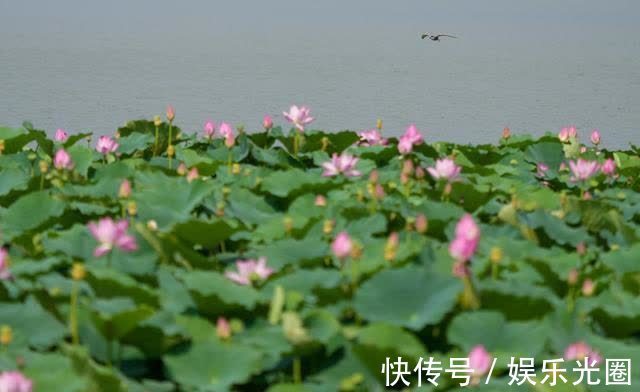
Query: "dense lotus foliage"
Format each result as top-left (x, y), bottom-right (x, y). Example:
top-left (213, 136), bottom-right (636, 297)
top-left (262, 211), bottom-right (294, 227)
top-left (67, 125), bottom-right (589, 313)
top-left (0, 113), bottom-right (640, 391)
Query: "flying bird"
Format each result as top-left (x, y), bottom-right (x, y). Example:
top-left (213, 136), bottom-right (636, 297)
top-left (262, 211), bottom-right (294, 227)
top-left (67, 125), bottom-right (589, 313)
top-left (421, 33), bottom-right (457, 41)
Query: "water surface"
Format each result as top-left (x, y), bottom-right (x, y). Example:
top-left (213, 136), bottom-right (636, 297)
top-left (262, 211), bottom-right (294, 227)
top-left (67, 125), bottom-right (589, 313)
top-left (1, 1), bottom-right (639, 147)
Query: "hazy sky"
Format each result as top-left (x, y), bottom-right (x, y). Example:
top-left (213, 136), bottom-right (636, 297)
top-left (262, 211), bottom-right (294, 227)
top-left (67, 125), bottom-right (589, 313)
top-left (3, 1), bottom-right (639, 43)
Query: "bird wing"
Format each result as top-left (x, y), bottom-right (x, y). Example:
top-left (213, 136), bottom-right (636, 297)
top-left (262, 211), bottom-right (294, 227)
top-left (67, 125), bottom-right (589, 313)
top-left (421, 33), bottom-right (429, 39)
top-left (437, 34), bottom-right (457, 39)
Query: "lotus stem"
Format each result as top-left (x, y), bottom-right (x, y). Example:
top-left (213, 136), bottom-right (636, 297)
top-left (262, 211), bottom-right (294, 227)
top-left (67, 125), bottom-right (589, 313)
top-left (69, 281), bottom-right (79, 345)
top-left (293, 356), bottom-right (302, 384)
top-left (153, 125), bottom-right (159, 156)
top-left (168, 122), bottom-right (173, 169)
top-left (461, 275), bottom-right (480, 310)
top-left (491, 263), bottom-right (499, 280)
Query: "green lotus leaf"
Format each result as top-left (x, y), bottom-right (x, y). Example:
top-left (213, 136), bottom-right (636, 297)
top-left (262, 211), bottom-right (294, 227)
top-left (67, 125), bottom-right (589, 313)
top-left (163, 340), bottom-right (262, 391)
top-left (448, 311), bottom-right (550, 359)
top-left (354, 266), bottom-right (462, 330)
top-left (0, 296), bottom-right (66, 349)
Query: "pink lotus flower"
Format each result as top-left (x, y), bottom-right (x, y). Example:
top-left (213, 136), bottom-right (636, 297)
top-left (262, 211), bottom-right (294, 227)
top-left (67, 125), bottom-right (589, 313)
top-left (468, 345), bottom-right (492, 376)
top-left (166, 105), bottom-right (175, 122)
top-left (263, 115), bottom-right (273, 130)
top-left (564, 342), bottom-right (602, 365)
top-left (569, 159), bottom-right (600, 182)
top-left (322, 153), bottom-right (361, 178)
top-left (331, 231), bottom-right (353, 259)
top-left (427, 158), bottom-right (461, 182)
top-left (590, 129), bottom-right (601, 145)
top-left (0, 248), bottom-right (12, 280)
top-left (358, 129), bottom-right (387, 146)
top-left (283, 105), bottom-right (314, 132)
top-left (397, 124), bottom-right (424, 154)
top-left (216, 317), bottom-right (231, 339)
top-left (203, 121), bottom-right (216, 139)
top-left (88, 217), bottom-right (138, 257)
top-left (218, 122), bottom-right (235, 148)
top-left (601, 158), bottom-right (616, 176)
top-left (55, 128), bottom-right (69, 142)
top-left (95, 136), bottom-right (118, 155)
top-left (118, 179), bottom-right (131, 198)
top-left (558, 126), bottom-right (577, 142)
top-left (225, 257), bottom-right (273, 286)
top-left (186, 167), bottom-right (199, 183)
top-left (53, 149), bottom-right (73, 170)
top-left (0, 371), bottom-right (33, 392)
top-left (536, 163), bottom-right (549, 177)
top-left (449, 214), bottom-right (480, 262)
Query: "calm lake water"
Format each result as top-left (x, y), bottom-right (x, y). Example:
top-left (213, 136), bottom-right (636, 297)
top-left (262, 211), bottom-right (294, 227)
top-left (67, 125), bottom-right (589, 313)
top-left (1, 1), bottom-right (640, 147)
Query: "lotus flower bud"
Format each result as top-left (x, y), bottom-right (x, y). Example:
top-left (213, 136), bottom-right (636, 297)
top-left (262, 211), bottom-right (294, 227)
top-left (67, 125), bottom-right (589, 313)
top-left (166, 105), bottom-right (175, 122)
top-left (415, 214), bottom-right (428, 233)
top-left (315, 195), bottom-right (327, 207)
top-left (576, 242), bottom-right (586, 255)
top-left (400, 172), bottom-right (409, 185)
top-left (384, 232), bottom-right (399, 261)
top-left (71, 263), bottom-right (86, 281)
top-left (502, 127), bottom-right (511, 140)
top-left (490, 246), bottom-right (503, 264)
top-left (216, 317), bottom-right (231, 340)
top-left (127, 201), bottom-right (137, 216)
top-left (568, 268), bottom-right (579, 286)
top-left (202, 121), bottom-right (216, 139)
top-left (118, 179), bottom-right (132, 198)
top-left (590, 129), bottom-right (601, 145)
top-left (55, 128), bottom-right (69, 142)
top-left (582, 279), bottom-right (595, 296)
top-left (369, 169), bottom-right (379, 184)
top-left (321, 136), bottom-right (329, 152)
top-left (402, 159), bottom-right (414, 176)
top-left (331, 231), bottom-right (353, 259)
top-left (166, 145), bottom-right (175, 157)
top-left (469, 345), bottom-right (492, 382)
top-left (153, 115), bottom-right (162, 127)
top-left (176, 162), bottom-right (187, 176)
top-left (39, 160), bottom-right (49, 174)
top-left (323, 219), bottom-right (335, 235)
top-left (376, 119), bottom-right (383, 130)
top-left (601, 158), bottom-right (616, 176)
top-left (374, 184), bottom-right (385, 200)
top-left (263, 115), bottom-right (273, 130)
top-left (54, 149), bottom-right (73, 170)
top-left (0, 140), bottom-right (4, 155)
top-left (0, 325), bottom-right (12, 346)
top-left (147, 220), bottom-right (158, 231)
top-left (415, 166), bottom-right (426, 180)
top-left (232, 163), bottom-right (241, 175)
top-left (215, 201), bottom-right (225, 217)
top-left (283, 216), bottom-right (293, 233)
top-left (350, 243), bottom-right (363, 260)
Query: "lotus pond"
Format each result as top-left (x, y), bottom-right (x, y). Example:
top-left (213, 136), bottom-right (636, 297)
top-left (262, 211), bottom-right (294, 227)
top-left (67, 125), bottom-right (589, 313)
top-left (0, 113), bottom-right (639, 391)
